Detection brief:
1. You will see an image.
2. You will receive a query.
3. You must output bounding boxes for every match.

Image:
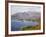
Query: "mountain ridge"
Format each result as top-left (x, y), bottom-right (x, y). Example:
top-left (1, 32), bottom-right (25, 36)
top-left (11, 12), bottom-right (40, 19)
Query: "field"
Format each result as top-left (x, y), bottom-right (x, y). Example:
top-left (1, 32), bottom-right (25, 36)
top-left (20, 25), bottom-right (41, 30)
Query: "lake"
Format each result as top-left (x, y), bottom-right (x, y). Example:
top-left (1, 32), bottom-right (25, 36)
top-left (11, 19), bottom-right (39, 31)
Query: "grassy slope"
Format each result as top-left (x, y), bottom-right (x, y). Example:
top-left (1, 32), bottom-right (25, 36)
top-left (21, 25), bottom-right (41, 31)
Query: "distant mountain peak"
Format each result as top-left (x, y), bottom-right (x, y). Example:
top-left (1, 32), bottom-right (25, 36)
top-left (11, 12), bottom-right (40, 19)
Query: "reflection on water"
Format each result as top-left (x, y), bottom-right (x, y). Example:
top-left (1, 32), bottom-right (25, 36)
top-left (11, 19), bottom-right (39, 31)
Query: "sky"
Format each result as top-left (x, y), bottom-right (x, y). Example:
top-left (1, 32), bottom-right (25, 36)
top-left (11, 5), bottom-right (41, 15)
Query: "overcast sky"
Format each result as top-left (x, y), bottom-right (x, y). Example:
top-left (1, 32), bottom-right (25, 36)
top-left (11, 5), bottom-right (41, 15)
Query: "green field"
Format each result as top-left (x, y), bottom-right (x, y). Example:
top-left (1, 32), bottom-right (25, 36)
top-left (20, 25), bottom-right (41, 31)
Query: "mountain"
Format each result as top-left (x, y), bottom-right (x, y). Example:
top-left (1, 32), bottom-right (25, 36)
top-left (11, 11), bottom-right (40, 19)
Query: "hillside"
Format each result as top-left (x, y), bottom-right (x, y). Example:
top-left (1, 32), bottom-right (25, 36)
top-left (11, 11), bottom-right (40, 20)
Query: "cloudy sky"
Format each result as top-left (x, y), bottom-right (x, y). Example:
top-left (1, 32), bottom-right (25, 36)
top-left (11, 5), bottom-right (41, 15)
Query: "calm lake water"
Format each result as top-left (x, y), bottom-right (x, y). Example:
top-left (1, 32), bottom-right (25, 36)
top-left (11, 19), bottom-right (39, 31)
